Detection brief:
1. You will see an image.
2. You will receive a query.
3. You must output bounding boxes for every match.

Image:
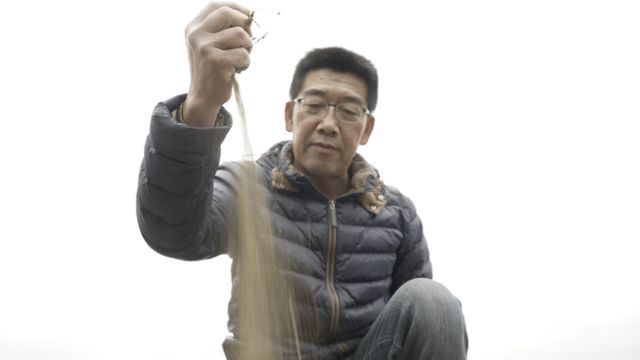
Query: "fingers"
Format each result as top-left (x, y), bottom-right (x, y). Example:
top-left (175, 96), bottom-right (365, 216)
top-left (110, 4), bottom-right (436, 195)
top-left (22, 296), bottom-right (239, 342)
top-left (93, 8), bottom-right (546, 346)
top-left (190, 25), bottom-right (253, 52)
top-left (217, 47), bottom-right (251, 72)
top-left (187, 24), bottom-right (252, 74)
top-left (192, 30), bottom-right (251, 70)
top-left (186, 4), bottom-right (254, 59)
top-left (186, 3), bottom-right (253, 74)
top-left (204, 5), bottom-right (253, 35)
top-left (188, 3), bottom-right (253, 38)
top-left (191, 1), bottom-right (252, 24)
top-left (214, 26), bottom-right (253, 51)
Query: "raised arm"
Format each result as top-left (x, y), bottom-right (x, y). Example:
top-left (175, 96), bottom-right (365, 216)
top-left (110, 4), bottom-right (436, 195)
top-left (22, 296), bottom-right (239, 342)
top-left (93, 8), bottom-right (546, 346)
top-left (136, 2), bottom-right (254, 260)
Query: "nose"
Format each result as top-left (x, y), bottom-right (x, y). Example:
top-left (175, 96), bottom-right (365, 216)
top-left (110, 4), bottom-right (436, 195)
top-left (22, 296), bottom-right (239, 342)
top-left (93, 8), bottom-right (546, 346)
top-left (316, 106), bottom-right (340, 135)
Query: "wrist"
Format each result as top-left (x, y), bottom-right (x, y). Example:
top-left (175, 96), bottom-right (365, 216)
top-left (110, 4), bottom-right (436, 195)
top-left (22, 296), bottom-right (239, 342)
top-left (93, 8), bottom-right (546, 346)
top-left (182, 95), bottom-right (222, 128)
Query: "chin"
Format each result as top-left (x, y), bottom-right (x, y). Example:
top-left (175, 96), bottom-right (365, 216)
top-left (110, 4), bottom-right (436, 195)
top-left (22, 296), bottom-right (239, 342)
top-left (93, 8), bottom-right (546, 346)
top-left (301, 161), bottom-right (334, 177)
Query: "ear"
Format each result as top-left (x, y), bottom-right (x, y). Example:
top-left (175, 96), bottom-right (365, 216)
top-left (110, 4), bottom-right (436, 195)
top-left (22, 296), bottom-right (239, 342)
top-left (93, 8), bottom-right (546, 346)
top-left (359, 115), bottom-right (375, 145)
top-left (285, 101), bottom-right (294, 132)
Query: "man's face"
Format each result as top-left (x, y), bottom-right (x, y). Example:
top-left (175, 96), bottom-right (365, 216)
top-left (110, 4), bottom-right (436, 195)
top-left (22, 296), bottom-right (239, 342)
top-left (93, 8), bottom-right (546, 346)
top-left (285, 69), bottom-right (375, 181)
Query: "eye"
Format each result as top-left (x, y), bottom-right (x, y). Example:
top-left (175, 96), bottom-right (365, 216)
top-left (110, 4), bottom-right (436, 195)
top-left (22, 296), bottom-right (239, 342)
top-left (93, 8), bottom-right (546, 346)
top-left (303, 99), bottom-right (326, 114)
top-left (338, 104), bottom-right (362, 119)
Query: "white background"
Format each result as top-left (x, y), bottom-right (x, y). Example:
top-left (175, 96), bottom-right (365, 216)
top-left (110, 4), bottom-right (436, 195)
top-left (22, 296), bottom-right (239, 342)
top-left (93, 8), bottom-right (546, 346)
top-left (1, 0), bottom-right (639, 359)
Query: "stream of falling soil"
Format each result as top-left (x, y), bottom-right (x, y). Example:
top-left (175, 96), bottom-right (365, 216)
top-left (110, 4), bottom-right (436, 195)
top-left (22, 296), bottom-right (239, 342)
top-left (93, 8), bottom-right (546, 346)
top-left (231, 78), bottom-right (302, 360)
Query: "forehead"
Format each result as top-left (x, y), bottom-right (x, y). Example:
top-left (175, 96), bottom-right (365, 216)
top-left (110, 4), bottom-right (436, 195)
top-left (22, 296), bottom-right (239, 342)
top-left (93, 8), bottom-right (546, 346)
top-left (299, 69), bottom-right (368, 103)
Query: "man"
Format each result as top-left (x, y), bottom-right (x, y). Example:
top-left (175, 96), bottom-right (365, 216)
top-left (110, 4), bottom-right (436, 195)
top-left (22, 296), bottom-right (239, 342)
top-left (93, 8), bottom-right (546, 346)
top-left (137, 2), bottom-right (468, 359)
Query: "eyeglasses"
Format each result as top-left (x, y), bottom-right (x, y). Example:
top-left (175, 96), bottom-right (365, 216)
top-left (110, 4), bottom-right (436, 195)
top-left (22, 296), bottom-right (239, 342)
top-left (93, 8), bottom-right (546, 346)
top-left (294, 97), bottom-right (370, 123)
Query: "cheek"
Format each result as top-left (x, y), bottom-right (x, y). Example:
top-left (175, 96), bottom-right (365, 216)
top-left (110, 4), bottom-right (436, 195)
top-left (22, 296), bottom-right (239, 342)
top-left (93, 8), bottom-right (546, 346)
top-left (292, 121), bottom-right (314, 151)
top-left (294, 120), bottom-right (314, 138)
top-left (344, 127), bottom-right (364, 147)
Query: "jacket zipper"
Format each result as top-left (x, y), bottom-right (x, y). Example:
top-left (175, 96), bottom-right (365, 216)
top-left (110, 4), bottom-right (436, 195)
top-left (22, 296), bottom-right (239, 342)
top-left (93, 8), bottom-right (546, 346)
top-left (326, 200), bottom-right (340, 340)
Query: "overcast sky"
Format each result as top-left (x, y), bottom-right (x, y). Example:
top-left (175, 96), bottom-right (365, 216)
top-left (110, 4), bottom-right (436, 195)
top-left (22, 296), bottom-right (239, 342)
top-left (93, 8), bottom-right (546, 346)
top-left (1, 0), bottom-right (639, 359)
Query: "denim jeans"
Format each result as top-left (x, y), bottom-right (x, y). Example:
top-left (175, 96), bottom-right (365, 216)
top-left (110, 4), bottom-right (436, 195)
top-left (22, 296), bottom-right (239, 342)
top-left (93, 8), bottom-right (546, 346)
top-left (351, 278), bottom-right (468, 360)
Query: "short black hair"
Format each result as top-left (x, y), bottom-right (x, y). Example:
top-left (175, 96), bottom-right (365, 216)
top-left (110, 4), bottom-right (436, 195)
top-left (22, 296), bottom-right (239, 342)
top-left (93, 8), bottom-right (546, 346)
top-left (289, 47), bottom-right (379, 112)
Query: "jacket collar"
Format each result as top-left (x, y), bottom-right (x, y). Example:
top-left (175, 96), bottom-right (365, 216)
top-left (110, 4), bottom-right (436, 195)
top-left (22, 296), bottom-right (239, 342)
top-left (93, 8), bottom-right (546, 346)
top-left (267, 141), bottom-right (388, 215)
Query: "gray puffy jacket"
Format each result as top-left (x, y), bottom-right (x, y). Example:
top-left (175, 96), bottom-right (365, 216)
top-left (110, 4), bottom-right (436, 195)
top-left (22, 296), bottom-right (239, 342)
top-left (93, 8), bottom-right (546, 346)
top-left (137, 95), bottom-right (432, 359)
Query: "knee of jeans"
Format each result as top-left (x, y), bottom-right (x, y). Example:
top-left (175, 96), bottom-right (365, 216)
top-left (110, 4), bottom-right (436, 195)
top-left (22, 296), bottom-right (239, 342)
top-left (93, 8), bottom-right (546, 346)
top-left (395, 278), bottom-right (463, 319)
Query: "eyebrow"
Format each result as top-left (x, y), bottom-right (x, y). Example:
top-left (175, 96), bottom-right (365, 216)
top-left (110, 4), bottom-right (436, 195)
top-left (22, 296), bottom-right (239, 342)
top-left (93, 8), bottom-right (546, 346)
top-left (302, 89), bottom-right (365, 105)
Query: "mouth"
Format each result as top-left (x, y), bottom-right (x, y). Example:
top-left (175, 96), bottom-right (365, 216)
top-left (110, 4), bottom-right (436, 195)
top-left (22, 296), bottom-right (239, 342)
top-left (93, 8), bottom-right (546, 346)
top-left (309, 141), bottom-right (339, 152)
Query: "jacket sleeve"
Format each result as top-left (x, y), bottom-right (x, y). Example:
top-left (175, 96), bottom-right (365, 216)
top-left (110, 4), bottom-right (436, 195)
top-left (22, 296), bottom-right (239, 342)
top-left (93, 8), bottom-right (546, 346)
top-left (136, 94), bottom-right (238, 260)
top-left (390, 194), bottom-right (433, 293)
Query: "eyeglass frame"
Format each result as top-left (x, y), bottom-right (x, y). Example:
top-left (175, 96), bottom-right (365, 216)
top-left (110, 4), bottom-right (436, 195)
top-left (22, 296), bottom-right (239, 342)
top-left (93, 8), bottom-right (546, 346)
top-left (293, 97), bottom-right (371, 123)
